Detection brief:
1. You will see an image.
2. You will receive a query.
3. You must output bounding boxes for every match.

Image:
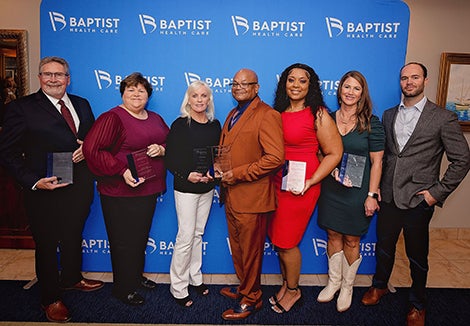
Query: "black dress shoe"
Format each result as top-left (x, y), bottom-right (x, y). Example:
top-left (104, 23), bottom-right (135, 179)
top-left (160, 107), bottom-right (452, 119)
top-left (121, 291), bottom-right (145, 305)
top-left (141, 277), bottom-right (157, 289)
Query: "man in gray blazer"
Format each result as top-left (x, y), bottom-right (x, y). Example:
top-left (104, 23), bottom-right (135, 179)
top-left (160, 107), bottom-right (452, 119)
top-left (361, 62), bottom-right (470, 326)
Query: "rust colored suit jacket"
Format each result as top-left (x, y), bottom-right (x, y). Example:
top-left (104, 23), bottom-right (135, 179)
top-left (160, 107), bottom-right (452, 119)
top-left (220, 96), bottom-right (284, 213)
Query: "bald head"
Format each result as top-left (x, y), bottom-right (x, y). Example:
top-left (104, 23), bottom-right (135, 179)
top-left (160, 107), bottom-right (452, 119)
top-left (234, 69), bottom-right (258, 83)
top-left (231, 68), bottom-right (260, 105)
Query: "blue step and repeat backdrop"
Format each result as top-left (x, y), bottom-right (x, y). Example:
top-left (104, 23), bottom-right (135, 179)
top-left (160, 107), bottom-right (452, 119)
top-left (40, 0), bottom-right (410, 274)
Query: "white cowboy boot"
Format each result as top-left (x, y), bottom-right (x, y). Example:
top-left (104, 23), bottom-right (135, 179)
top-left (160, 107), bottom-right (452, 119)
top-left (337, 254), bottom-right (362, 312)
top-left (317, 250), bottom-right (343, 303)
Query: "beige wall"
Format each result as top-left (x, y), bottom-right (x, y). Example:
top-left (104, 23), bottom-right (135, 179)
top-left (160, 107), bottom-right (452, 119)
top-left (1, 0), bottom-right (41, 91)
top-left (403, 0), bottom-right (470, 227)
top-left (1, 0), bottom-right (469, 227)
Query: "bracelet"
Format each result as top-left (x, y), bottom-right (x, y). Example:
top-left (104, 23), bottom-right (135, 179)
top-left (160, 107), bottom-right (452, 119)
top-left (367, 192), bottom-right (379, 199)
top-left (331, 168), bottom-right (338, 178)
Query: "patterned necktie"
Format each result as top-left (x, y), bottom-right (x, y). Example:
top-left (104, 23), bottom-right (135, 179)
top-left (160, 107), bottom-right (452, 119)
top-left (229, 109), bottom-right (241, 130)
top-left (58, 99), bottom-right (77, 135)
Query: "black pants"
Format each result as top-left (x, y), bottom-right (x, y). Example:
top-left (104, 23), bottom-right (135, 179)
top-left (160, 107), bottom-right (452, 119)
top-left (25, 168), bottom-right (94, 306)
top-left (372, 200), bottom-right (434, 310)
top-left (100, 194), bottom-right (157, 299)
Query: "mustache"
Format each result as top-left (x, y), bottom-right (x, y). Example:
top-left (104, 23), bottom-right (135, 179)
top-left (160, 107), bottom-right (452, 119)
top-left (45, 82), bottom-right (63, 86)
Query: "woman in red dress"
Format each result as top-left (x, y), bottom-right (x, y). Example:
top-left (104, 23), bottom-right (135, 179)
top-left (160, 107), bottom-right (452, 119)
top-left (268, 63), bottom-right (342, 313)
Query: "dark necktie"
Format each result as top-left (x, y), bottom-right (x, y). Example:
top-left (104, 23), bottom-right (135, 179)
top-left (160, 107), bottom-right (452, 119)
top-left (229, 109), bottom-right (241, 130)
top-left (58, 99), bottom-right (77, 135)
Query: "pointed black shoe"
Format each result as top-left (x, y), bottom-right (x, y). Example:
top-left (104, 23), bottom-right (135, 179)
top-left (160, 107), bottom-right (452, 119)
top-left (141, 277), bottom-right (157, 289)
top-left (121, 291), bottom-right (145, 305)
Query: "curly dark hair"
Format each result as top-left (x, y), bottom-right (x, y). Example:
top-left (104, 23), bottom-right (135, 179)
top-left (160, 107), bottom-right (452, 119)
top-left (274, 63), bottom-right (327, 119)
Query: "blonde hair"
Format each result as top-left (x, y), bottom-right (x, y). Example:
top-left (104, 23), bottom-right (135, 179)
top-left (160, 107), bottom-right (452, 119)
top-left (180, 81), bottom-right (215, 123)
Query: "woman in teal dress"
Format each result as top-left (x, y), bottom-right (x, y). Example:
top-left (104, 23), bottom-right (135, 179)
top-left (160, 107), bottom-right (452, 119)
top-left (317, 71), bottom-right (385, 312)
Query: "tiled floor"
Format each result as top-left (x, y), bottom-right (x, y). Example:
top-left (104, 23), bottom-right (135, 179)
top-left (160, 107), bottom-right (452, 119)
top-left (0, 229), bottom-right (469, 326)
top-left (1, 229), bottom-right (469, 288)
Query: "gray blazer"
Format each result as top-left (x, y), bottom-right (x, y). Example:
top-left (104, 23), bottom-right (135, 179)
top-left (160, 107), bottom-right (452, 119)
top-left (381, 99), bottom-right (470, 209)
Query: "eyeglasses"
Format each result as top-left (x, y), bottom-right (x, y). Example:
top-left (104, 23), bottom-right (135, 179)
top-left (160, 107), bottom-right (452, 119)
top-left (229, 82), bottom-right (258, 89)
top-left (39, 72), bottom-right (70, 80)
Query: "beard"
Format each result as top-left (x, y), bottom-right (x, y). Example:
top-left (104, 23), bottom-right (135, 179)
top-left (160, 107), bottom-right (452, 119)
top-left (402, 84), bottom-right (425, 98)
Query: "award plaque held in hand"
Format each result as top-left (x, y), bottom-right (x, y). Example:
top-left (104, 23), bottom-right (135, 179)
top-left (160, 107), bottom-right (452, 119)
top-left (209, 145), bottom-right (232, 179)
top-left (193, 147), bottom-right (210, 174)
top-left (281, 160), bottom-right (306, 192)
top-left (126, 148), bottom-right (157, 181)
top-left (46, 152), bottom-right (74, 184)
top-left (338, 153), bottom-right (366, 188)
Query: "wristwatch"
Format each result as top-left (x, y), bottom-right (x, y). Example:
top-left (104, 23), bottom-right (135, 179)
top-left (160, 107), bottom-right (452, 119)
top-left (367, 192), bottom-right (379, 199)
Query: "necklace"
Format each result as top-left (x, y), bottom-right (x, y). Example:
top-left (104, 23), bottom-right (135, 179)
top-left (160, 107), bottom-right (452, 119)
top-left (337, 109), bottom-right (356, 124)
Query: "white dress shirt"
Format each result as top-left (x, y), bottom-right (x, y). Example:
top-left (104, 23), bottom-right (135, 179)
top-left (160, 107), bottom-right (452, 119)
top-left (394, 96), bottom-right (427, 152)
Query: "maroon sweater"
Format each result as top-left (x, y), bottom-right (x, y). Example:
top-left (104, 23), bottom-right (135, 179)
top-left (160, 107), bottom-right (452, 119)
top-left (83, 106), bottom-right (169, 197)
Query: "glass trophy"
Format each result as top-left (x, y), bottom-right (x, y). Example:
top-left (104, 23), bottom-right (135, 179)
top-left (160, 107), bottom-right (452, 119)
top-left (338, 153), bottom-right (366, 188)
top-left (209, 145), bottom-right (232, 179)
top-left (281, 160), bottom-right (306, 192)
top-left (126, 148), bottom-right (157, 180)
top-left (193, 147), bottom-right (210, 174)
top-left (46, 152), bottom-right (73, 184)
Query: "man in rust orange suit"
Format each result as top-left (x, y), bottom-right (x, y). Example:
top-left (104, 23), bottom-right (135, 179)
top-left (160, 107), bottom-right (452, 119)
top-left (218, 68), bottom-right (284, 321)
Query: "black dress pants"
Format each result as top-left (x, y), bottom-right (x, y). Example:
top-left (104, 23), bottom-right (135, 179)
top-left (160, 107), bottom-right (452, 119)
top-left (100, 194), bottom-right (157, 299)
top-left (372, 200), bottom-right (434, 310)
top-left (25, 167), bottom-right (94, 306)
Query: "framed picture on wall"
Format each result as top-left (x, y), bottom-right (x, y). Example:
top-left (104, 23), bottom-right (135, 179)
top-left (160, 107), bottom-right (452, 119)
top-left (5, 69), bottom-right (14, 78)
top-left (436, 52), bottom-right (470, 132)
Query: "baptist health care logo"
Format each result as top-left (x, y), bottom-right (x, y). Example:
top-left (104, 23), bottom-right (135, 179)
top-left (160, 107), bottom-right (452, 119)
top-left (184, 72), bottom-right (232, 94)
top-left (312, 238), bottom-right (376, 257)
top-left (231, 15), bottom-right (305, 38)
top-left (159, 240), bottom-right (209, 256)
top-left (81, 237), bottom-right (158, 255)
top-left (48, 11), bottom-right (120, 33)
top-left (325, 17), bottom-right (400, 39)
top-left (94, 70), bottom-right (165, 92)
top-left (82, 239), bottom-right (110, 254)
top-left (225, 238), bottom-right (278, 256)
top-left (139, 14), bottom-right (212, 36)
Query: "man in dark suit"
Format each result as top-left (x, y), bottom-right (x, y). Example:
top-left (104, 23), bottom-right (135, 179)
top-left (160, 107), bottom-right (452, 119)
top-left (0, 56), bottom-right (104, 323)
top-left (218, 68), bottom-right (284, 320)
top-left (361, 62), bottom-right (470, 326)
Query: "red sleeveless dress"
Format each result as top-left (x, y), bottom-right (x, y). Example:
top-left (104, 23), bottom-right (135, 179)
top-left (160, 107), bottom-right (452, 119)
top-left (268, 107), bottom-right (321, 249)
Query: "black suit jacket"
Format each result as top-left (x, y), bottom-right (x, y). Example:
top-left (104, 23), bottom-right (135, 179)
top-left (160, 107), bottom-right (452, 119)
top-left (0, 89), bottom-right (95, 189)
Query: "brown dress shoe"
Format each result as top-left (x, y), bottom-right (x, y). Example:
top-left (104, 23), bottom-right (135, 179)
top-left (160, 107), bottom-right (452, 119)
top-left (406, 307), bottom-right (425, 326)
top-left (63, 278), bottom-right (104, 292)
top-left (42, 300), bottom-right (71, 323)
top-left (361, 287), bottom-right (389, 305)
top-left (220, 286), bottom-right (241, 300)
top-left (222, 300), bottom-right (262, 320)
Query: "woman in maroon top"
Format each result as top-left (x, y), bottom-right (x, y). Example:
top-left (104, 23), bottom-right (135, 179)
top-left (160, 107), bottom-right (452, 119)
top-left (83, 72), bottom-right (169, 305)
